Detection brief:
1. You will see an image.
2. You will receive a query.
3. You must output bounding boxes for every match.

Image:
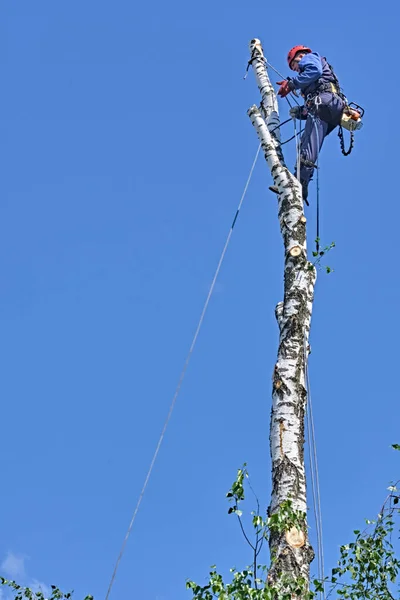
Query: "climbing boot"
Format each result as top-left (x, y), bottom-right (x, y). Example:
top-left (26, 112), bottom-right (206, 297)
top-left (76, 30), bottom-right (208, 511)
top-left (302, 182), bottom-right (310, 206)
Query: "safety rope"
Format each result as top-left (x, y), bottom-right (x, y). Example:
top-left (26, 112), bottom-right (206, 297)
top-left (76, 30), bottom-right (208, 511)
top-left (294, 118), bottom-right (301, 182)
top-left (104, 144), bottom-right (261, 600)
top-left (304, 346), bottom-right (325, 599)
top-left (307, 113), bottom-right (321, 253)
top-left (316, 138), bottom-right (320, 254)
top-left (245, 55), bottom-right (300, 108)
top-left (268, 115), bottom-right (300, 146)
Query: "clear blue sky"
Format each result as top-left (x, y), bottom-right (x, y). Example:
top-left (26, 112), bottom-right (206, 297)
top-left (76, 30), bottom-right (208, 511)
top-left (0, 1), bottom-right (399, 599)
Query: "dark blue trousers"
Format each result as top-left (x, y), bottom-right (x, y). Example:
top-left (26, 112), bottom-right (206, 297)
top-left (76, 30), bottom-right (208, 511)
top-left (296, 92), bottom-right (344, 200)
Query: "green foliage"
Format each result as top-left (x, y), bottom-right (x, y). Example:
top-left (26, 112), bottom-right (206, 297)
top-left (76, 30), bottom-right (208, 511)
top-left (187, 568), bottom-right (312, 600)
top-left (225, 466), bottom-right (305, 536)
top-left (226, 464), bottom-right (248, 517)
top-left (2, 446), bottom-right (400, 600)
top-left (328, 481), bottom-right (400, 600)
top-left (189, 466), bottom-right (311, 599)
top-left (267, 499), bottom-right (306, 535)
top-left (187, 447), bottom-right (400, 600)
top-left (0, 579), bottom-right (93, 600)
top-left (309, 239), bottom-right (335, 274)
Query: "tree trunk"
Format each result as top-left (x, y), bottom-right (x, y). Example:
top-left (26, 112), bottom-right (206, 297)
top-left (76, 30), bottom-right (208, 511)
top-left (247, 39), bottom-right (316, 589)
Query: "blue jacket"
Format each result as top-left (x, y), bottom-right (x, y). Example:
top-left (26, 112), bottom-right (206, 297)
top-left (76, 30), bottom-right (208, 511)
top-left (290, 52), bottom-right (337, 97)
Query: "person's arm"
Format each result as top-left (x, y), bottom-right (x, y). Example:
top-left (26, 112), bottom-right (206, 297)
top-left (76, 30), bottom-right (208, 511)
top-left (291, 53), bottom-right (323, 89)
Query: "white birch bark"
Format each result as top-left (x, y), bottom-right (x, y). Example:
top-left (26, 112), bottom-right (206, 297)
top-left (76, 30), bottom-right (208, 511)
top-left (248, 39), bottom-right (316, 587)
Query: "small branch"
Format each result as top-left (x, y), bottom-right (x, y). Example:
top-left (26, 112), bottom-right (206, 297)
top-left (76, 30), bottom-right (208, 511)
top-left (236, 515), bottom-right (255, 551)
top-left (246, 477), bottom-right (260, 516)
top-left (256, 536), bottom-right (265, 557)
top-left (253, 547), bottom-right (258, 589)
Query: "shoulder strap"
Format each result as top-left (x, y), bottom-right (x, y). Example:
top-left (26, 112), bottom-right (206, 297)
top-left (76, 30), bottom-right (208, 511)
top-left (325, 59), bottom-right (340, 87)
top-left (325, 59), bottom-right (348, 101)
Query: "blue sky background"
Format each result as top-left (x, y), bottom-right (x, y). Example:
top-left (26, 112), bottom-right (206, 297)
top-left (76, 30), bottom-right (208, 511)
top-left (0, 1), bottom-right (399, 599)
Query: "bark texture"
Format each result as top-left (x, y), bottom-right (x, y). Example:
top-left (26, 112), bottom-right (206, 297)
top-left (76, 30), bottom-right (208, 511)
top-left (248, 39), bottom-right (316, 587)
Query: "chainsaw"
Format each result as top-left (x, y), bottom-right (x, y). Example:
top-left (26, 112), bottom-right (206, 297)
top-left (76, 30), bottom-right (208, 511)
top-left (341, 102), bottom-right (364, 132)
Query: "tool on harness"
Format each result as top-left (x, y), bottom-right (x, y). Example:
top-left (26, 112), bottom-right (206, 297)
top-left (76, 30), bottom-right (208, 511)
top-left (337, 103), bottom-right (364, 156)
top-left (341, 102), bottom-right (364, 132)
top-left (326, 62), bottom-right (365, 153)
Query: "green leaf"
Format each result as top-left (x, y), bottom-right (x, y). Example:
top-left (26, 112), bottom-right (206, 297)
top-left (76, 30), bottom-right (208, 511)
top-left (313, 580), bottom-right (324, 593)
top-left (392, 444), bottom-right (400, 451)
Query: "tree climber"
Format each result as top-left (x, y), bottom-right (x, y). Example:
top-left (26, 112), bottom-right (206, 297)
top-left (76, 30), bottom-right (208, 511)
top-left (270, 45), bottom-right (345, 204)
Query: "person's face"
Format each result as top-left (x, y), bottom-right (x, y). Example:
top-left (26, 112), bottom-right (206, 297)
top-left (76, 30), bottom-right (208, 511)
top-left (291, 52), bottom-right (305, 72)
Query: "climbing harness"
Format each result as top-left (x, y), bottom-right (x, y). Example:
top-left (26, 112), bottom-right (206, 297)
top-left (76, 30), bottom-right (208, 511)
top-left (305, 82), bottom-right (338, 107)
top-left (305, 90), bottom-right (364, 157)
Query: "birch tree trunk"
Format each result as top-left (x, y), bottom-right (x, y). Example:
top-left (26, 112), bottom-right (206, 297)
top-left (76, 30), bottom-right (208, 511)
top-left (248, 39), bottom-right (316, 589)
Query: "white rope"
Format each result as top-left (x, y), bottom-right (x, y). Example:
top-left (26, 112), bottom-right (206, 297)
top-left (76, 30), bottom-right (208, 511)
top-left (305, 351), bottom-right (325, 598)
top-left (294, 117), bottom-right (301, 182)
top-left (104, 144), bottom-right (261, 600)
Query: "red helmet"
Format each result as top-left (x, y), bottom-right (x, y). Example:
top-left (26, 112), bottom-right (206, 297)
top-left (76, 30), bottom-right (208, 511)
top-left (287, 45), bottom-right (312, 69)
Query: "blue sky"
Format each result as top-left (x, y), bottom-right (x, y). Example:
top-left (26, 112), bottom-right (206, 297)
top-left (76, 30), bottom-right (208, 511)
top-left (0, 1), bottom-right (399, 599)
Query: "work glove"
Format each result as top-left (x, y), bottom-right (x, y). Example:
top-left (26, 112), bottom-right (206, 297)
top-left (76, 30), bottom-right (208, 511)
top-left (289, 106), bottom-right (308, 120)
top-left (277, 79), bottom-right (294, 98)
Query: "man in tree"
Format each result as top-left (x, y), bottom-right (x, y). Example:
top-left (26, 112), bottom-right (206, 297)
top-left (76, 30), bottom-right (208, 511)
top-left (271, 45), bottom-right (345, 204)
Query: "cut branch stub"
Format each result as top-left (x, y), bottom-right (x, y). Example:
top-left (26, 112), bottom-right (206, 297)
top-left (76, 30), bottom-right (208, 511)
top-left (289, 245), bottom-right (302, 257)
top-left (285, 527), bottom-right (306, 548)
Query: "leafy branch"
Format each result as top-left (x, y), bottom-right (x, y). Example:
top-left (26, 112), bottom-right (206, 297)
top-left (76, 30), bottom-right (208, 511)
top-left (187, 445), bottom-right (400, 600)
top-left (0, 579), bottom-right (93, 600)
top-left (308, 239), bottom-right (335, 274)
